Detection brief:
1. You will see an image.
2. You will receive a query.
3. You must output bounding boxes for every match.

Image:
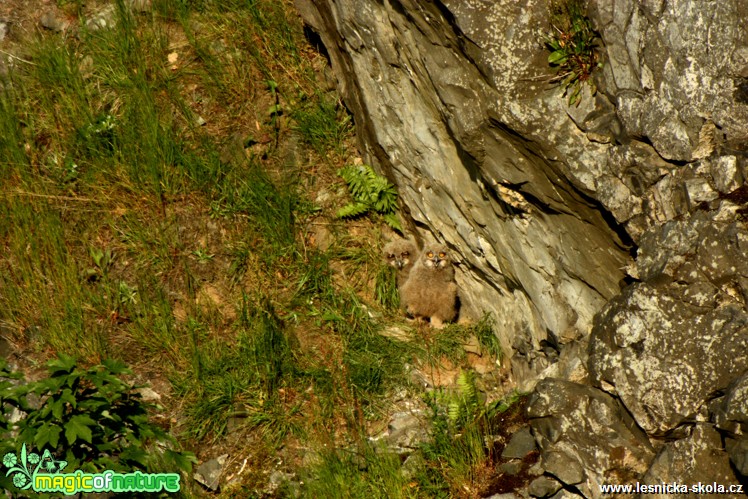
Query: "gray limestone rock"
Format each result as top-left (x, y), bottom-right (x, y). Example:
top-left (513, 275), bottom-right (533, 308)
top-left (726, 438), bottom-right (748, 477)
top-left (502, 426), bottom-right (537, 460)
top-left (194, 454), bottom-right (228, 491)
top-left (528, 379), bottom-right (654, 498)
top-left (86, 5), bottom-right (118, 31)
top-left (40, 11), bottom-right (71, 32)
top-left (385, 411), bottom-right (428, 453)
top-left (713, 373), bottom-right (748, 476)
top-left (713, 372), bottom-right (748, 434)
top-left (528, 476), bottom-right (562, 498)
top-left (640, 425), bottom-right (741, 496)
top-left (590, 211), bottom-right (748, 435)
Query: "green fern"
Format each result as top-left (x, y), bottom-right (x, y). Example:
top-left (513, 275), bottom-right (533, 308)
top-left (336, 201), bottom-right (370, 219)
top-left (337, 165), bottom-right (402, 231)
top-left (447, 370), bottom-right (482, 427)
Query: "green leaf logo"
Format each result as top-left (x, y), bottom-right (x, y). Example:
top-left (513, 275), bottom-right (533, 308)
top-left (3, 444), bottom-right (67, 491)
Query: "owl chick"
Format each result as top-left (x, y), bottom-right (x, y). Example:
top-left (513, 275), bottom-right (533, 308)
top-left (400, 245), bottom-right (458, 328)
top-left (383, 238), bottom-right (418, 287)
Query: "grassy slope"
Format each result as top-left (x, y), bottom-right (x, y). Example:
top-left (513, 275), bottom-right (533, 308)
top-left (0, 1), bottom-right (513, 497)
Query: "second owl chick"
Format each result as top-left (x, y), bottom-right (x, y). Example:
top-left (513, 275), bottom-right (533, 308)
top-left (383, 238), bottom-right (418, 287)
top-left (400, 245), bottom-right (457, 328)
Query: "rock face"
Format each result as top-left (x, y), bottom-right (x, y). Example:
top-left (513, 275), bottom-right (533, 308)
top-left (297, 0), bottom-right (748, 492)
top-left (589, 210), bottom-right (748, 436)
top-left (527, 379), bottom-right (654, 498)
top-left (296, 0), bottom-right (632, 383)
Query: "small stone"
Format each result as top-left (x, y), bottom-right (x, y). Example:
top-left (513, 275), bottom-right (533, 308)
top-left (137, 387), bottom-right (161, 402)
top-left (194, 454), bottom-right (228, 491)
top-left (0, 21), bottom-right (8, 42)
top-left (726, 438), bottom-right (748, 476)
top-left (543, 450), bottom-right (585, 485)
top-left (40, 11), bottom-right (71, 32)
top-left (379, 325), bottom-right (410, 342)
top-left (386, 412), bottom-right (428, 451)
top-left (127, 0), bottom-right (153, 12)
top-left (401, 453), bottom-right (425, 479)
top-left (501, 426), bottom-right (536, 459)
top-left (528, 476), bottom-right (562, 498)
top-left (683, 177), bottom-right (718, 204)
top-left (79, 55), bottom-right (95, 79)
top-left (86, 5), bottom-right (118, 31)
top-left (462, 335), bottom-right (482, 355)
top-left (309, 224), bottom-right (333, 252)
top-left (497, 460), bottom-right (523, 476)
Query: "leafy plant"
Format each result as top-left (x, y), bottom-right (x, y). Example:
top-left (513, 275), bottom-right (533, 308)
top-left (0, 356), bottom-right (195, 482)
top-left (418, 381), bottom-right (523, 497)
top-left (544, 0), bottom-right (602, 106)
top-left (439, 370), bottom-right (485, 430)
top-left (337, 164), bottom-right (402, 231)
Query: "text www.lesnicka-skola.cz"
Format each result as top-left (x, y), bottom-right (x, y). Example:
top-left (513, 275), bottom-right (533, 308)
top-left (599, 482), bottom-right (744, 495)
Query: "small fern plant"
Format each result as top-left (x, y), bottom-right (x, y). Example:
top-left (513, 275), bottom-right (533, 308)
top-left (447, 370), bottom-right (484, 429)
top-left (337, 165), bottom-right (402, 231)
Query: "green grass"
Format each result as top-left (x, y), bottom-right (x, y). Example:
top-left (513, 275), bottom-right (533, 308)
top-left (303, 444), bottom-right (414, 498)
top-left (0, 0), bottom-right (513, 495)
top-left (292, 96), bottom-right (352, 156)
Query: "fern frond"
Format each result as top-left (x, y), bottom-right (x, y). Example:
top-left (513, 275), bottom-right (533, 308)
top-left (337, 164), bottom-right (401, 227)
top-left (382, 213), bottom-right (402, 232)
top-left (337, 202), bottom-right (370, 219)
top-left (373, 188), bottom-right (398, 213)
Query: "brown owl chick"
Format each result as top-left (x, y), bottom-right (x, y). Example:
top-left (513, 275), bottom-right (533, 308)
top-left (383, 238), bottom-right (418, 287)
top-left (400, 245), bottom-right (457, 328)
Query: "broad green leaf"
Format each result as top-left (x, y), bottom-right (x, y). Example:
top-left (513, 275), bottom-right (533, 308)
top-left (59, 388), bottom-right (76, 407)
top-left (64, 415), bottom-right (95, 445)
top-left (166, 449), bottom-right (197, 473)
top-left (51, 398), bottom-right (65, 419)
top-left (46, 355), bottom-right (77, 376)
top-left (548, 50), bottom-right (568, 64)
top-left (34, 423), bottom-right (62, 449)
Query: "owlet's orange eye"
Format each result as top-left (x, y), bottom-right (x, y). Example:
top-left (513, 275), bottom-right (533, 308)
top-left (427, 251), bottom-right (434, 258)
top-left (402, 252), bottom-right (409, 257)
top-left (438, 252), bottom-right (446, 258)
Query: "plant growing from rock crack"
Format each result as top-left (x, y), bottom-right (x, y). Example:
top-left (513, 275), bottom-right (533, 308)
top-left (544, 0), bottom-right (602, 106)
top-left (337, 164), bottom-right (402, 231)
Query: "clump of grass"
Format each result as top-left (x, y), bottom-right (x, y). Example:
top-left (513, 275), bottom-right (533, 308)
top-left (173, 296), bottom-right (300, 442)
top-left (292, 96), bottom-right (352, 156)
top-left (302, 444), bottom-right (413, 499)
top-left (469, 313), bottom-right (502, 362)
top-left (425, 314), bottom-right (502, 366)
top-left (545, 0), bottom-right (602, 106)
top-left (375, 263), bottom-right (399, 310)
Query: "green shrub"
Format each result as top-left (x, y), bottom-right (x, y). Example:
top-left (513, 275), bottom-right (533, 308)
top-left (0, 355), bottom-right (195, 492)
